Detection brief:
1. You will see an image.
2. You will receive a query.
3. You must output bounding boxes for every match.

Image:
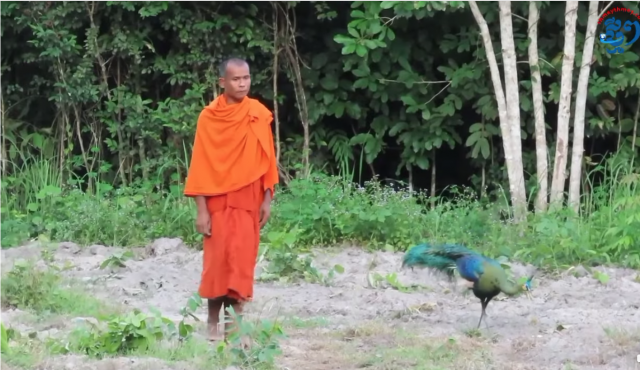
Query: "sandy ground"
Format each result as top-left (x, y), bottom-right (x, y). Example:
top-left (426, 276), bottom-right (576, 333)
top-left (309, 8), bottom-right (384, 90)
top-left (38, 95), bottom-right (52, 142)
top-left (1, 238), bottom-right (640, 370)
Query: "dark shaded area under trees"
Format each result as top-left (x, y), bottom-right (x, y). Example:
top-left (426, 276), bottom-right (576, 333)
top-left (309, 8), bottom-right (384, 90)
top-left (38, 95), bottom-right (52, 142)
top-left (1, 1), bottom-right (639, 205)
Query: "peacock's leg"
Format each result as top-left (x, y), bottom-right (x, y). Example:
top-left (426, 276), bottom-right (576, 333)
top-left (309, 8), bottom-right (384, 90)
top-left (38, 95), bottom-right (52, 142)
top-left (483, 296), bottom-right (493, 317)
top-left (477, 297), bottom-right (492, 329)
top-left (476, 298), bottom-right (486, 329)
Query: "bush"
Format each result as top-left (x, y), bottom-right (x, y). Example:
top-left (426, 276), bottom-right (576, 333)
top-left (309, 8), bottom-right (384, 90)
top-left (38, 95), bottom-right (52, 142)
top-left (1, 157), bottom-right (639, 269)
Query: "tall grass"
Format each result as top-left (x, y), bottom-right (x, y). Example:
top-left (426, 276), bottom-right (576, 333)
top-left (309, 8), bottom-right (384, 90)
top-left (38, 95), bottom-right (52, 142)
top-left (1, 152), bottom-right (639, 269)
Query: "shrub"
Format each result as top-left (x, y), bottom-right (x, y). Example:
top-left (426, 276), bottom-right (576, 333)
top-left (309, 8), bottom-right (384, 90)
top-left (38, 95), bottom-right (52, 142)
top-left (2, 157), bottom-right (639, 269)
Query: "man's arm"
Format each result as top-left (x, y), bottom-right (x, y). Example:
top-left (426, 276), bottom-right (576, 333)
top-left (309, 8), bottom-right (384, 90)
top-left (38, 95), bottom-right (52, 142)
top-left (195, 195), bottom-right (208, 214)
top-left (263, 189), bottom-right (273, 204)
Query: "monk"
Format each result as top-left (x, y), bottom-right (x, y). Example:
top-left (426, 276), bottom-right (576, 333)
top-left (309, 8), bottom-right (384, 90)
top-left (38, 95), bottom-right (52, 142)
top-left (183, 57), bottom-right (279, 344)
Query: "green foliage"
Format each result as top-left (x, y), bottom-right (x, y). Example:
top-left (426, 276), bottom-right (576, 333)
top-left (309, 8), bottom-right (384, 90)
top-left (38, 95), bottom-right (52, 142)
top-left (1, 322), bottom-right (8, 354)
top-left (2, 0), bottom-right (638, 207)
top-left (99, 250), bottom-right (134, 270)
top-left (258, 229), bottom-right (344, 285)
top-left (58, 309), bottom-right (179, 358)
top-left (47, 295), bottom-right (285, 368)
top-left (2, 153), bottom-right (639, 270)
top-left (218, 305), bottom-right (286, 367)
top-left (0, 259), bottom-right (112, 316)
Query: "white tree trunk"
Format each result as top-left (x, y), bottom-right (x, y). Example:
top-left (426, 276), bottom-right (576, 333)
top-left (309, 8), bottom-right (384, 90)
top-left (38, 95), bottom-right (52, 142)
top-left (568, 1), bottom-right (600, 214)
top-left (528, 1), bottom-right (549, 213)
top-left (550, 1), bottom-right (579, 209)
top-left (469, 1), bottom-right (527, 221)
top-left (499, 1), bottom-right (527, 220)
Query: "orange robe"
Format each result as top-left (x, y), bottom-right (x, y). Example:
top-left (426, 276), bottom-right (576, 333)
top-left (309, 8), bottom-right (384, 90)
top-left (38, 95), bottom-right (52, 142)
top-left (184, 94), bottom-right (278, 302)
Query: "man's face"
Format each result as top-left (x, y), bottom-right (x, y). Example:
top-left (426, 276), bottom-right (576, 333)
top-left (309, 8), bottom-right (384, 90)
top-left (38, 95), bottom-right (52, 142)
top-left (220, 62), bottom-right (251, 101)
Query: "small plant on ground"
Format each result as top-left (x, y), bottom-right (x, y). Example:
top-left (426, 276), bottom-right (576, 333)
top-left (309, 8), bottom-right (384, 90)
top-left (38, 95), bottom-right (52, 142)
top-left (367, 271), bottom-right (419, 292)
top-left (53, 293), bottom-right (204, 358)
top-left (0, 327), bottom-right (45, 369)
top-left (99, 250), bottom-right (135, 270)
top-left (0, 259), bottom-right (109, 317)
top-left (56, 308), bottom-right (178, 358)
top-left (259, 229), bottom-right (344, 285)
top-left (1, 323), bottom-right (8, 354)
top-left (219, 305), bottom-right (286, 368)
top-left (177, 292), bottom-right (203, 339)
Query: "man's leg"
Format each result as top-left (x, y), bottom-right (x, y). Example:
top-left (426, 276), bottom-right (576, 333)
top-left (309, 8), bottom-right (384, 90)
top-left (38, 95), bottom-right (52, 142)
top-left (207, 297), bottom-right (225, 341)
top-left (222, 293), bottom-right (251, 348)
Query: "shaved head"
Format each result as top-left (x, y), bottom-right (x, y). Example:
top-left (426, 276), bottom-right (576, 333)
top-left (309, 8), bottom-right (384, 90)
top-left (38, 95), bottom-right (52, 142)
top-left (218, 58), bottom-right (250, 78)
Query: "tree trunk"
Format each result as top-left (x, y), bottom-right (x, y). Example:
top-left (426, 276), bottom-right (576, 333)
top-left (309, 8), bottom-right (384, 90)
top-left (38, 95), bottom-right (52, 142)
top-left (550, 1), bottom-right (579, 210)
top-left (528, 1), bottom-right (549, 213)
top-left (469, 1), bottom-right (527, 222)
top-left (568, 1), bottom-right (600, 214)
top-left (498, 1), bottom-right (527, 220)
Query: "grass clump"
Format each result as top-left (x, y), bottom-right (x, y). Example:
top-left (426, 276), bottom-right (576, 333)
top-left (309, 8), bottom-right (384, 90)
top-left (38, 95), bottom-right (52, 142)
top-left (0, 259), bottom-right (113, 318)
top-left (2, 155), bottom-right (639, 270)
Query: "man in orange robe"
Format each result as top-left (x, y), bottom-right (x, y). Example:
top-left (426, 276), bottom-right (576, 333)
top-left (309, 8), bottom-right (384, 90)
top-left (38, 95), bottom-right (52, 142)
top-left (183, 57), bottom-right (279, 343)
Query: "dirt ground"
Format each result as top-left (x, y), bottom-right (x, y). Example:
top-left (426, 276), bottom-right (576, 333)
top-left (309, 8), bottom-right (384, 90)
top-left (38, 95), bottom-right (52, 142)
top-left (2, 238), bottom-right (639, 370)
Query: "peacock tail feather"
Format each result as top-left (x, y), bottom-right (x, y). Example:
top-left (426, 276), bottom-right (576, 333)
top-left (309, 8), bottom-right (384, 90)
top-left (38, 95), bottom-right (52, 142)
top-left (402, 242), bottom-right (508, 283)
top-left (402, 243), bottom-right (458, 279)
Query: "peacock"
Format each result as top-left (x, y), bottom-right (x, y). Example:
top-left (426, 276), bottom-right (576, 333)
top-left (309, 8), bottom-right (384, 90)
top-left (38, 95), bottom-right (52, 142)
top-left (402, 242), bottom-right (534, 329)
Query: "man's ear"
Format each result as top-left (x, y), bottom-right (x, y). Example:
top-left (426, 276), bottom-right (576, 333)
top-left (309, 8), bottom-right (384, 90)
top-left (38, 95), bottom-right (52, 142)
top-left (218, 77), bottom-right (225, 88)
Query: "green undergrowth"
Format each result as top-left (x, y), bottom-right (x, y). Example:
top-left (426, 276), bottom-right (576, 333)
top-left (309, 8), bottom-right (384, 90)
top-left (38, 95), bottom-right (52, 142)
top-left (1, 261), bottom-right (285, 369)
top-left (0, 259), bottom-right (115, 318)
top-left (1, 156), bottom-right (639, 269)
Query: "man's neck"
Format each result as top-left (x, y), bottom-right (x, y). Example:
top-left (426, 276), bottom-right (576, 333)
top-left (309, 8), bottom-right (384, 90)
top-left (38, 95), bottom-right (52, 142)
top-left (224, 93), bottom-right (243, 105)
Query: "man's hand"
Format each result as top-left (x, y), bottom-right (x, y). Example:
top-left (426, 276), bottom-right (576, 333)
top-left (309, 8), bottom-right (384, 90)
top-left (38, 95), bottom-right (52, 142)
top-left (196, 210), bottom-right (211, 236)
top-left (259, 200), bottom-right (271, 229)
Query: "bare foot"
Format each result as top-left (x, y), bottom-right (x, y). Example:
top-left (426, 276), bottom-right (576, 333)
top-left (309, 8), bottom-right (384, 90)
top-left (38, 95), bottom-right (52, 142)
top-left (207, 322), bottom-right (225, 342)
top-left (239, 335), bottom-right (252, 349)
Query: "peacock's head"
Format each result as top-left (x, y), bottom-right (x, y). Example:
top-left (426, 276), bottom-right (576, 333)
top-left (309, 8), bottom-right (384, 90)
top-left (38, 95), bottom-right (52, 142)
top-left (521, 275), bottom-right (534, 300)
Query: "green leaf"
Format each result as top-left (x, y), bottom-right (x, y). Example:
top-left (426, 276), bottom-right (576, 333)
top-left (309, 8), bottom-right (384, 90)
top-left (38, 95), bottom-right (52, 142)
top-left (312, 53), bottom-right (329, 69)
top-left (478, 137), bottom-right (490, 159)
top-left (333, 34), bottom-right (354, 45)
top-left (367, 21), bottom-right (383, 35)
top-left (355, 44), bottom-right (368, 57)
top-left (342, 44), bottom-right (356, 55)
top-left (469, 123), bottom-right (483, 133)
top-left (354, 78), bottom-right (369, 89)
top-left (350, 9), bottom-right (365, 18)
top-left (323, 93), bottom-right (334, 105)
top-left (415, 156), bottom-right (429, 170)
top-left (364, 39), bottom-right (379, 50)
top-left (421, 109), bottom-right (431, 121)
top-left (333, 102), bottom-right (346, 118)
top-left (371, 48), bottom-right (383, 62)
top-left (320, 76), bottom-right (339, 90)
top-left (400, 94), bottom-right (417, 106)
top-left (471, 141), bottom-right (480, 158)
top-left (465, 131), bottom-right (481, 147)
top-left (380, 1), bottom-right (398, 9)
top-left (398, 56), bottom-right (412, 72)
top-left (386, 28), bottom-right (396, 41)
top-left (352, 67), bottom-right (368, 77)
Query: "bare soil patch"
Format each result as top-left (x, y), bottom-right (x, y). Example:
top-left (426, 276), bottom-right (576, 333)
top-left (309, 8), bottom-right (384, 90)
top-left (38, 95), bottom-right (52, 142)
top-left (2, 239), bottom-right (639, 369)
